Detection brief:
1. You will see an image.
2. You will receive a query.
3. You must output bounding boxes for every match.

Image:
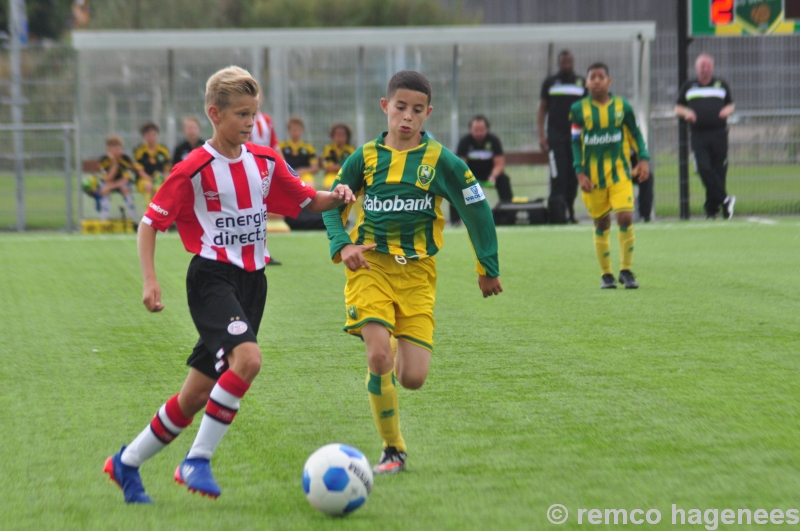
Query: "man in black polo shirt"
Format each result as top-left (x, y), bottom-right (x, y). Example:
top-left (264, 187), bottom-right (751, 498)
top-left (450, 115), bottom-right (513, 225)
top-left (675, 53), bottom-right (736, 219)
top-left (538, 50), bottom-right (586, 223)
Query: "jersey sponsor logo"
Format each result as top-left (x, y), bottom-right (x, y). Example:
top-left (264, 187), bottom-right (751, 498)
top-left (462, 184), bottom-right (486, 205)
top-left (583, 131), bottom-right (623, 146)
top-left (212, 207), bottom-right (268, 246)
top-left (416, 164), bottom-right (436, 187)
top-left (149, 202), bottom-right (169, 216)
top-left (204, 191), bottom-right (219, 201)
top-left (362, 194), bottom-right (433, 212)
top-left (464, 170), bottom-right (476, 184)
top-left (227, 320), bottom-right (248, 335)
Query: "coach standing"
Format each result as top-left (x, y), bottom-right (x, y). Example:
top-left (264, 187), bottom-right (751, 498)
top-left (538, 50), bottom-right (586, 224)
top-left (675, 54), bottom-right (736, 219)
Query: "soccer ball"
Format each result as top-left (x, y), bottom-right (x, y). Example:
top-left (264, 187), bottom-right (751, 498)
top-left (302, 443), bottom-right (373, 516)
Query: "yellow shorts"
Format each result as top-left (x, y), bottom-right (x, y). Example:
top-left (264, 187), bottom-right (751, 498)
top-left (581, 179), bottom-right (634, 219)
top-left (136, 178), bottom-right (161, 195)
top-left (344, 252), bottom-right (437, 351)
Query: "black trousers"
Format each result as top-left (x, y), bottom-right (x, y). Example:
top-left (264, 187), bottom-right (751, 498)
top-left (633, 170), bottom-right (654, 221)
top-left (449, 173), bottom-right (513, 224)
top-left (691, 128), bottom-right (729, 216)
top-left (548, 138), bottom-right (579, 222)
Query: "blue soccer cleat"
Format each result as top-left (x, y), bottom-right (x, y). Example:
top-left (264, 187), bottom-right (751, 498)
top-left (174, 456), bottom-right (221, 499)
top-left (103, 445), bottom-right (154, 504)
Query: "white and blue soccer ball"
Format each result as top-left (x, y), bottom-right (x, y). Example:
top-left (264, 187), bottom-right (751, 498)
top-left (302, 443), bottom-right (373, 516)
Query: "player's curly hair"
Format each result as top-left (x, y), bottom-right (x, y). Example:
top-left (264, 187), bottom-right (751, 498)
top-left (386, 70), bottom-right (432, 104)
top-left (205, 66), bottom-right (260, 116)
top-left (329, 123), bottom-right (352, 144)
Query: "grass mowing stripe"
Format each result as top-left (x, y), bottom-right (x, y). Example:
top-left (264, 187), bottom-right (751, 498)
top-left (1, 222), bottom-right (799, 530)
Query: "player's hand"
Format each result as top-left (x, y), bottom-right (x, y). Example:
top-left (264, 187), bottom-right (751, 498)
top-left (577, 173), bottom-right (594, 192)
top-left (142, 279), bottom-right (164, 312)
top-left (489, 175), bottom-right (497, 185)
top-left (330, 184), bottom-right (355, 204)
top-left (478, 275), bottom-right (503, 298)
top-left (684, 110), bottom-right (697, 123)
top-left (341, 243), bottom-right (377, 272)
top-left (636, 161), bottom-right (650, 182)
top-left (719, 107), bottom-right (733, 119)
top-left (539, 138), bottom-right (550, 153)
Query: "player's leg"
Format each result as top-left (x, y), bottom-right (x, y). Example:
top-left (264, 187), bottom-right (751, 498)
top-left (637, 169), bottom-right (654, 222)
top-left (175, 258), bottom-right (267, 498)
top-left (583, 188), bottom-right (614, 287)
top-left (363, 322), bottom-right (407, 473)
top-left (609, 180), bottom-right (638, 288)
top-left (103, 368), bottom-right (205, 504)
top-left (692, 133), bottom-right (725, 218)
top-left (494, 172), bottom-right (514, 203)
top-left (395, 339), bottom-right (431, 390)
top-left (713, 130), bottom-right (734, 219)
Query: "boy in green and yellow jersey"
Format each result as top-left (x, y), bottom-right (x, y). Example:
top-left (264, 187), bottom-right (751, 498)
top-left (323, 70), bottom-right (503, 474)
top-left (570, 62), bottom-right (650, 289)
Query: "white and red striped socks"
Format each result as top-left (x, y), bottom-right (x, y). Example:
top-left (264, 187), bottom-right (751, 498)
top-left (121, 394), bottom-right (193, 468)
top-left (186, 370), bottom-right (250, 461)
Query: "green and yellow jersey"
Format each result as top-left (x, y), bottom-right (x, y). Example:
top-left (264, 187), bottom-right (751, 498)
top-left (98, 154), bottom-right (141, 182)
top-left (322, 143), bottom-right (356, 169)
top-left (279, 140), bottom-right (317, 170)
top-left (323, 132), bottom-right (499, 277)
top-left (569, 95), bottom-right (649, 189)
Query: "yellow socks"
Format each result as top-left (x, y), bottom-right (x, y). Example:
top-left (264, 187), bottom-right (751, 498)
top-left (594, 228), bottom-right (612, 275)
top-left (367, 371), bottom-right (406, 452)
top-left (619, 225), bottom-right (635, 270)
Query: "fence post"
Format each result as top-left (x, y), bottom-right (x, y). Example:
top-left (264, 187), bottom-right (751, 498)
top-left (64, 128), bottom-right (74, 232)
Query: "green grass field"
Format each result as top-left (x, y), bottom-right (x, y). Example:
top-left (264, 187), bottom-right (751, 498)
top-left (2, 164), bottom-right (799, 230)
top-left (2, 221), bottom-right (800, 531)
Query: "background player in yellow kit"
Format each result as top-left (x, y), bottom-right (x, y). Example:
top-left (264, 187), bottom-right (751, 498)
top-left (570, 62), bottom-right (649, 289)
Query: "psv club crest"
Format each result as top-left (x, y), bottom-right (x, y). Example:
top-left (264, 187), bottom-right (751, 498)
top-left (416, 164), bottom-right (436, 188)
top-left (260, 169), bottom-right (271, 198)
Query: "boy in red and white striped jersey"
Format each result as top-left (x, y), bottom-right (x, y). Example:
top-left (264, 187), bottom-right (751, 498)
top-left (103, 66), bottom-right (354, 504)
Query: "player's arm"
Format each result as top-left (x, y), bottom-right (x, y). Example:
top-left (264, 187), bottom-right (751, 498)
top-left (569, 104), bottom-right (592, 192)
top-left (306, 184), bottom-right (355, 212)
top-left (720, 81), bottom-right (734, 118)
top-left (322, 153), bottom-right (370, 268)
top-left (442, 156), bottom-right (501, 297)
top-left (537, 99), bottom-right (549, 152)
top-left (138, 224), bottom-right (163, 313)
top-left (674, 82), bottom-right (696, 123)
top-left (623, 102), bottom-right (650, 182)
top-left (488, 135), bottom-right (505, 183)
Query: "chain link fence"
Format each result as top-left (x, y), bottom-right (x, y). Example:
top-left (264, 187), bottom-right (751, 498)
top-left (2, 27), bottom-right (798, 230)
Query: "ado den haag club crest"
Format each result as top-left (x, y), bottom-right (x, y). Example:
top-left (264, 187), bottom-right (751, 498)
top-left (416, 164), bottom-right (436, 187)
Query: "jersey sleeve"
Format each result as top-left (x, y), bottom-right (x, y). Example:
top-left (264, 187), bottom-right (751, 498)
top-left (540, 77), bottom-right (552, 101)
top-left (455, 136), bottom-right (469, 158)
top-left (491, 134), bottom-right (504, 156)
top-left (142, 170), bottom-right (193, 231)
top-left (722, 80), bottom-right (733, 104)
top-left (676, 81), bottom-right (690, 105)
top-left (438, 152), bottom-right (499, 277)
top-left (265, 157), bottom-right (317, 218)
top-left (623, 100), bottom-right (650, 161)
top-left (569, 101), bottom-right (585, 174)
top-left (322, 149), bottom-right (365, 262)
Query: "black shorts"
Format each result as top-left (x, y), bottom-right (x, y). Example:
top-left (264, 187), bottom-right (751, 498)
top-left (185, 255), bottom-right (267, 380)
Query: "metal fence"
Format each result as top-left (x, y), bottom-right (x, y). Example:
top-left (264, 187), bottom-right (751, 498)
top-left (1, 26), bottom-right (799, 231)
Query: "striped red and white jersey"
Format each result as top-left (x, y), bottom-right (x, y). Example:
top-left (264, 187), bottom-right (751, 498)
top-left (142, 141), bottom-right (315, 272)
top-left (251, 112), bottom-right (279, 150)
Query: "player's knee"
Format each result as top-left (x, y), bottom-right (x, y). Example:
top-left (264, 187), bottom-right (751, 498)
top-left (230, 343), bottom-right (262, 381)
top-left (617, 212), bottom-right (633, 227)
top-left (396, 371), bottom-right (426, 390)
top-left (367, 348), bottom-right (394, 374)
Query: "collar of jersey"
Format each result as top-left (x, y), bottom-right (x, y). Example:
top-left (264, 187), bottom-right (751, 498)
top-left (203, 141), bottom-right (247, 163)
top-left (377, 132), bottom-right (429, 154)
top-left (589, 93), bottom-right (616, 109)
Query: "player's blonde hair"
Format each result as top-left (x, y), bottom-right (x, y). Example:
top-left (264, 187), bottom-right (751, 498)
top-left (204, 66), bottom-right (260, 117)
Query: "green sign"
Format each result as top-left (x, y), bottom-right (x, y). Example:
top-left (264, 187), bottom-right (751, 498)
top-left (690, 0), bottom-right (800, 36)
